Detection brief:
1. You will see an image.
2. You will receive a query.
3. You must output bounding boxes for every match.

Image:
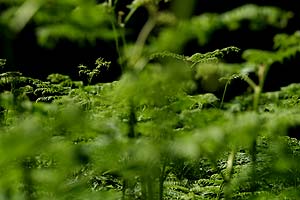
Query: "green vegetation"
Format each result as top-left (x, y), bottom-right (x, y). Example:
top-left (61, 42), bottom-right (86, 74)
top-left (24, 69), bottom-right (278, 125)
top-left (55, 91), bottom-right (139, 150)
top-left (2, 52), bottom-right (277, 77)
top-left (1, 0), bottom-right (300, 199)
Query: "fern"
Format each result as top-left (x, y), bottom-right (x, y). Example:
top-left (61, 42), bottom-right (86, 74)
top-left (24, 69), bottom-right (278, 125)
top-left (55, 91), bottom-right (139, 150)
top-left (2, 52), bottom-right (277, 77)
top-left (274, 31), bottom-right (300, 50)
top-left (219, 72), bottom-right (254, 109)
top-left (187, 46), bottom-right (240, 65)
top-left (243, 30), bottom-right (300, 66)
top-left (149, 51), bottom-right (187, 61)
top-left (0, 1), bottom-right (116, 47)
top-left (149, 4), bottom-right (292, 52)
top-left (149, 46), bottom-right (240, 66)
top-left (221, 4), bottom-right (293, 30)
top-left (1, 2), bottom-right (300, 200)
top-left (78, 57), bottom-right (111, 85)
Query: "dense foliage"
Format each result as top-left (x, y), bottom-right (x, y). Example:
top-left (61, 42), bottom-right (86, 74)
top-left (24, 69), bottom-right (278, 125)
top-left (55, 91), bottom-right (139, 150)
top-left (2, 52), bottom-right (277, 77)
top-left (0, 0), bottom-right (300, 199)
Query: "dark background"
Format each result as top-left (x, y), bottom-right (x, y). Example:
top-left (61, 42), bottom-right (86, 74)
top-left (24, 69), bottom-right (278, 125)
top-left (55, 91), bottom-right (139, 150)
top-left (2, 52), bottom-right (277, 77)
top-left (1, 0), bottom-right (300, 88)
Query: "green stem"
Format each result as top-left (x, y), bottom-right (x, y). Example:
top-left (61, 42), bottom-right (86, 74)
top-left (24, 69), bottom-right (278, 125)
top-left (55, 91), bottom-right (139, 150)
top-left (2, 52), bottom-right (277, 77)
top-left (243, 75), bottom-right (257, 91)
top-left (130, 17), bottom-right (157, 69)
top-left (107, 0), bottom-right (125, 71)
top-left (220, 74), bottom-right (257, 109)
top-left (253, 63), bottom-right (271, 112)
top-left (159, 160), bottom-right (169, 200)
top-left (250, 138), bottom-right (257, 193)
top-left (124, 8), bottom-right (137, 25)
top-left (222, 149), bottom-right (236, 200)
top-left (10, 0), bottom-right (43, 32)
top-left (253, 86), bottom-right (261, 112)
top-left (110, 19), bottom-right (124, 69)
top-left (220, 78), bottom-right (231, 109)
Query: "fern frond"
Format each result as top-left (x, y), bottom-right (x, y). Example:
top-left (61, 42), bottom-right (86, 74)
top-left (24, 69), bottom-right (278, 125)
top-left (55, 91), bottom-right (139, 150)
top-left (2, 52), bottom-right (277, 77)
top-left (149, 46), bottom-right (240, 67)
top-left (222, 4), bottom-right (293, 30)
top-left (149, 51), bottom-right (187, 62)
top-left (242, 49), bottom-right (276, 65)
top-left (95, 58), bottom-right (111, 69)
top-left (243, 31), bottom-right (300, 66)
top-left (273, 31), bottom-right (300, 50)
top-left (221, 73), bottom-right (256, 90)
top-left (187, 46), bottom-right (240, 64)
top-left (78, 58), bottom-right (111, 85)
top-left (220, 73), bottom-right (256, 108)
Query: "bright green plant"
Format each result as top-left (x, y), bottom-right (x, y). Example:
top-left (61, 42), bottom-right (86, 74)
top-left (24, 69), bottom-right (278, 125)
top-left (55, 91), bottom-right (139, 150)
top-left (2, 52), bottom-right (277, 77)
top-left (0, 0), bottom-right (116, 46)
top-left (1, 1), bottom-right (300, 200)
top-left (146, 4), bottom-right (292, 53)
top-left (78, 57), bottom-right (111, 85)
top-left (222, 30), bottom-right (300, 111)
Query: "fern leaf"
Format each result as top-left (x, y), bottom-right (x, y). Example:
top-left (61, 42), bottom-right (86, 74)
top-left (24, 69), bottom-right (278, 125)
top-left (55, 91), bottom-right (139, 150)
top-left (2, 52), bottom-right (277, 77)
top-left (149, 46), bottom-right (240, 66)
top-left (149, 51), bottom-right (187, 61)
top-left (187, 46), bottom-right (240, 64)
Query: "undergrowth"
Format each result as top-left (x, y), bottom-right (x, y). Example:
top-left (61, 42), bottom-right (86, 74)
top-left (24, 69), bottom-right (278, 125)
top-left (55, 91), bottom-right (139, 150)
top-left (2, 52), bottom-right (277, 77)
top-left (0, 1), bottom-right (300, 200)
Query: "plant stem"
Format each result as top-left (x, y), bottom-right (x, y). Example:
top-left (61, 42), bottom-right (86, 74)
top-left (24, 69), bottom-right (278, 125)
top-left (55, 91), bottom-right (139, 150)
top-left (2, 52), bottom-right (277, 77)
top-left (253, 63), bottom-right (271, 111)
top-left (130, 17), bottom-right (157, 69)
top-left (107, 0), bottom-right (126, 71)
top-left (111, 19), bottom-right (124, 70)
top-left (159, 160), bottom-right (169, 200)
top-left (250, 64), bottom-right (271, 193)
top-left (253, 86), bottom-right (261, 112)
top-left (222, 149), bottom-right (236, 199)
top-left (250, 138), bottom-right (257, 193)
